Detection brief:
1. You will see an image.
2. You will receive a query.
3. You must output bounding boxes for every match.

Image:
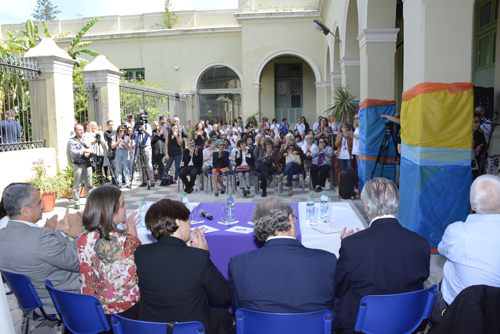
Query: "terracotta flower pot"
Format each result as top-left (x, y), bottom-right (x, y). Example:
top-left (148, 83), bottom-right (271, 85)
top-left (61, 187), bottom-right (86, 199)
top-left (37, 190), bottom-right (56, 213)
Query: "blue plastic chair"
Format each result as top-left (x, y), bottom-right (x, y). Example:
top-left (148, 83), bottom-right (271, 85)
top-left (235, 308), bottom-right (333, 334)
top-left (354, 284), bottom-right (438, 334)
top-left (45, 279), bottom-right (111, 334)
top-left (253, 172), bottom-right (279, 194)
top-left (1, 270), bottom-right (59, 333)
top-left (111, 314), bottom-right (205, 334)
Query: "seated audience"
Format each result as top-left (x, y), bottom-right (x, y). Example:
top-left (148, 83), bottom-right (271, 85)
top-left (300, 134), bottom-right (317, 171)
top-left (310, 138), bottom-right (334, 192)
top-left (0, 183), bottom-right (82, 314)
top-left (335, 177), bottom-right (430, 334)
top-left (135, 199), bottom-right (232, 334)
top-left (235, 139), bottom-right (255, 197)
top-left (78, 185), bottom-right (141, 319)
top-left (278, 139), bottom-right (306, 196)
top-left (178, 138), bottom-right (203, 194)
top-left (257, 137), bottom-right (283, 198)
top-left (212, 139), bottom-right (230, 196)
top-left (228, 197), bottom-right (338, 327)
top-left (438, 175), bottom-right (500, 306)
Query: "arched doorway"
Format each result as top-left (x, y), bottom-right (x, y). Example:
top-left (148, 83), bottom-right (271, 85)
top-left (196, 65), bottom-right (242, 124)
top-left (341, 0), bottom-right (361, 100)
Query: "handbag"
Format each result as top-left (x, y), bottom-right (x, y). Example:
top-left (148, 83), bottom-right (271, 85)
top-left (260, 158), bottom-right (273, 167)
top-left (235, 165), bottom-right (252, 173)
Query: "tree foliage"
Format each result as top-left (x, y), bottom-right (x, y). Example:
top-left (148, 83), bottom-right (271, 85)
top-left (163, 0), bottom-right (178, 29)
top-left (32, 0), bottom-right (61, 21)
top-left (325, 85), bottom-right (358, 124)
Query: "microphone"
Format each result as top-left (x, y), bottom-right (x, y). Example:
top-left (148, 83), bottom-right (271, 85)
top-left (200, 210), bottom-right (213, 220)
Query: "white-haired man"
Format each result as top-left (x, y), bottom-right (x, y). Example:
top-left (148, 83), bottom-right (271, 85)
top-left (438, 174), bottom-right (500, 306)
top-left (335, 177), bottom-right (430, 334)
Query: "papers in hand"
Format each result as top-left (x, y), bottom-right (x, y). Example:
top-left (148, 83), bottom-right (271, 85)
top-left (312, 222), bottom-right (341, 234)
top-left (218, 220), bottom-right (239, 226)
top-left (190, 225), bottom-right (219, 233)
top-left (226, 226), bottom-right (254, 234)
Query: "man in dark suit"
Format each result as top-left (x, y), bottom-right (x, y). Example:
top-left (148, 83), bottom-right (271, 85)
top-left (228, 197), bottom-right (338, 327)
top-left (178, 138), bottom-right (203, 193)
top-left (335, 177), bottom-right (431, 334)
top-left (0, 183), bottom-right (83, 314)
top-left (151, 121), bottom-right (166, 179)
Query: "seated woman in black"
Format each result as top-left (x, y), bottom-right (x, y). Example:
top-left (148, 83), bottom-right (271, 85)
top-left (211, 139), bottom-right (230, 196)
top-left (135, 199), bottom-right (232, 334)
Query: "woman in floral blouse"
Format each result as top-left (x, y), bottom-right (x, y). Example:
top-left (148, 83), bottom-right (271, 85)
top-left (78, 185), bottom-right (141, 320)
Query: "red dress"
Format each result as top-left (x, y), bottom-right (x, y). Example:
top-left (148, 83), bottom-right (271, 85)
top-left (78, 230), bottom-right (141, 314)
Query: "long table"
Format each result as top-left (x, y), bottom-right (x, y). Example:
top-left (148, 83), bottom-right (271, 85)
top-left (136, 201), bottom-right (365, 278)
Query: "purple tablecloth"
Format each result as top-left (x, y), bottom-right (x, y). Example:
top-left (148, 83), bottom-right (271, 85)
top-left (194, 202), bottom-right (301, 280)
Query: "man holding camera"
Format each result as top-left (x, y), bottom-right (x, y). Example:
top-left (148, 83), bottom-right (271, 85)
top-left (134, 116), bottom-right (155, 187)
top-left (68, 123), bottom-right (94, 209)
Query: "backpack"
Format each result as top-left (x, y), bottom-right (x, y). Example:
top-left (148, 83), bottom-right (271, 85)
top-left (339, 167), bottom-right (359, 199)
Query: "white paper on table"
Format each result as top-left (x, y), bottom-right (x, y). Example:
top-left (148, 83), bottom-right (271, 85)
top-left (218, 220), bottom-right (239, 226)
top-left (191, 220), bottom-right (206, 225)
top-left (312, 222), bottom-right (341, 234)
top-left (226, 226), bottom-right (254, 234)
top-left (247, 221), bottom-right (254, 225)
top-left (191, 225), bottom-right (219, 233)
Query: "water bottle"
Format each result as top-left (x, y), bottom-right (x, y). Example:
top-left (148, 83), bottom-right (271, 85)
top-left (181, 192), bottom-right (189, 207)
top-left (226, 192), bottom-right (235, 221)
top-left (306, 192), bottom-right (316, 226)
top-left (320, 190), bottom-right (329, 222)
top-left (138, 198), bottom-right (147, 228)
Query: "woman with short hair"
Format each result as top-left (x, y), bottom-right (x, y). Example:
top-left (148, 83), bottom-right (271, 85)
top-left (135, 199), bottom-right (232, 334)
top-left (212, 139), bottom-right (230, 196)
top-left (78, 185), bottom-right (141, 320)
top-left (235, 139), bottom-right (255, 197)
top-left (278, 139), bottom-right (306, 196)
top-left (257, 137), bottom-right (283, 198)
top-left (310, 138), bottom-right (334, 192)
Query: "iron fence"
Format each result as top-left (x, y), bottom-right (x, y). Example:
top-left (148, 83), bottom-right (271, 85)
top-left (0, 54), bottom-right (44, 151)
top-left (73, 83), bottom-right (98, 125)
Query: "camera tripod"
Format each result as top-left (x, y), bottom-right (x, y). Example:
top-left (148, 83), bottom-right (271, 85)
top-left (131, 129), bottom-right (152, 190)
top-left (371, 122), bottom-right (400, 179)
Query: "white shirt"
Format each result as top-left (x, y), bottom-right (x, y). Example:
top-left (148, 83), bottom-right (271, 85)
top-left (10, 219), bottom-right (40, 228)
top-left (233, 127), bottom-right (242, 135)
top-left (203, 148), bottom-right (214, 166)
top-left (352, 128), bottom-right (360, 155)
top-left (270, 124), bottom-right (280, 137)
top-left (300, 142), bottom-right (318, 157)
top-left (338, 137), bottom-right (350, 159)
top-left (330, 122), bottom-right (340, 135)
top-left (438, 214), bottom-right (500, 305)
top-left (313, 122), bottom-right (320, 131)
top-left (369, 214), bottom-right (396, 227)
top-left (295, 123), bottom-right (305, 134)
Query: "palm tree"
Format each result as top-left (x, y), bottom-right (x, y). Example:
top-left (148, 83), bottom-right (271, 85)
top-left (325, 85), bottom-right (358, 124)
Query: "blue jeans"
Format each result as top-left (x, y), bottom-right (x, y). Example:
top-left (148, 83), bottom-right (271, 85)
top-left (282, 162), bottom-right (301, 187)
top-left (115, 149), bottom-right (130, 184)
top-left (163, 154), bottom-right (182, 181)
top-left (338, 158), bottom-right (351, 172)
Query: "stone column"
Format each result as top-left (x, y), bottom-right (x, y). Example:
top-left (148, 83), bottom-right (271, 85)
top-left (25, 38), bottom-right (76, 170)
top-left (358, 28), bottom-right (400, 101)
top-left (81, 55), bottom-right (122, 126)
top-left (316, 81), bottom-right (329, 119)
top-left (340, 57), bottom-right (360, 100)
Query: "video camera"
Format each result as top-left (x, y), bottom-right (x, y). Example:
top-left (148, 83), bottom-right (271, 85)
top-left (134, 109), bottom-right (149, 130)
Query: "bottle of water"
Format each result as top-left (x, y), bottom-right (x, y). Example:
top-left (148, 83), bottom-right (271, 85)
top-left (181, 192), bottom-right (189, 207)
top-left (306, 192), bottom-right (316, 226)
top-left (138, 198), bottom-right (147, 228)
top-left (226, 192), bottom-right (235, 221)
top-left (320, 190), bottom-right (329, 222)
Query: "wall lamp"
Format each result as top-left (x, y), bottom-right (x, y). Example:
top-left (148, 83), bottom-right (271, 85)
top-left (313, 19), bottom-right (342, 43)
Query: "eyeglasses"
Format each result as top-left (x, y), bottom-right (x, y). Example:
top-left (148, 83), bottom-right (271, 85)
top-left (354, 117), bottom-right (359, 120)
top-left (318, 141), bottom-right (325, 143)
top-left (119, 129), bottom-right (125, 132)
top-left (289, 145), bottom-right (295, 147)
top-left (292, 214), bottom-right (297, 221)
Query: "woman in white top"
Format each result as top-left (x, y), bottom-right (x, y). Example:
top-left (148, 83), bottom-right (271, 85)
top-left (232, 120), bottom-right (242, 136)
top-left (111, 125), bottom-right (131, 188)
top-left (300, 134), bottom-right (318, 170)
top-left (235, 139), bottom-right (255, 197)
top-left (335, 123), bottom-right (353, 172)
top-left (351, 114), bottom-right (360, 168)
top-left (270, 118), bottom-right (280, 137)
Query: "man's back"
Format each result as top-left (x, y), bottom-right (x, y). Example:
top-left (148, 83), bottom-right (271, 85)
top-left (438, 214), bottom-right (500, 304)
top-left (334, 218), bottom-right (430, 332)
top-left (229, 238), bottom-right (337, 315)
top-left (1, 119), bottom-right (21, 143)
top-left (0, 221), bottom-right (80, 314)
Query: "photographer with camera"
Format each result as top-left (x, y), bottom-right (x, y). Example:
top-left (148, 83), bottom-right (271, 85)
top-left (68, 123), bottom-right (94, 209)
top-left (133, 113), bottom-right (155, 187)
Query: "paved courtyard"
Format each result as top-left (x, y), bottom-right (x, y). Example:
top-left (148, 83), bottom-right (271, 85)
top-left (6, 176), bottom-right (446, 333)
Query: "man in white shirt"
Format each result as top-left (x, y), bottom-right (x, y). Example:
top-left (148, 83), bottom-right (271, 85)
top-left (227, 129), bottom-right (239, 147)
top-left (313, 116), bottom-right (322, 131)
top-left (475, 105), bottom-right (492, 140)
top-left (0, 184), bottom-right (83, 314)
top-left (438, 174), bottom-right (500, 306)
top-left (202, 139), bottom-right (217, 175)
top-left (295, 118), bottom-right (305, 134)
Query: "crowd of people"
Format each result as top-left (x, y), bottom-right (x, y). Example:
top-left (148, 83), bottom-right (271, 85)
top-left (0, 174), bottom-right (498, 333)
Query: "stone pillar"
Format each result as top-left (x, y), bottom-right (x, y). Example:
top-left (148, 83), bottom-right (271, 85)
top-left (316, 82), bottom-right (329, 119)
top-left (81, 55), bottom-right (122, 126)
top-left (340, 57), bottom-right (360, 100)
top-left (358, 28), bottom-right (400, 101)
top-left (25, 38), bottom-right (76, 170)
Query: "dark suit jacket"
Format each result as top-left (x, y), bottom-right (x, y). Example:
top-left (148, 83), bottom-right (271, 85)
top-left (334, 218), bottom-right (430, 333)
top-left (228, 238), bottom-right (338, 326)
top-left (180, 147), bottom-right (203, 171)
top-left (135, 236), bottom-right (230, 334)
top-left (151, 129), bottom-right (166, 155)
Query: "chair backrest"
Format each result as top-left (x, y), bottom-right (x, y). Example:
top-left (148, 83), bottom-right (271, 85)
top-left (235, 308), bottom-right (333, 334)
top-left (45, 279), bottom-right (110, 334)
top-left (1, 270), bottom-right (43, 312)
top-left (354, 284), bottom-right (438, 334)
top-left (111, 314), bottom-right (205, 334)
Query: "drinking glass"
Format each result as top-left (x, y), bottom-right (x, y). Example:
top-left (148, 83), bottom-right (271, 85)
top-left (189, 204), bottom-right (198, 223)
top-left (220, 204), bottom-right (227, 223)
top-left (307, 206), bottom-right (317, 227)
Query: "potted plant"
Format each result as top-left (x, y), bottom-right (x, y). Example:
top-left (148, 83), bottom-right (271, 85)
top-left (26, 159), bottom-right (66, 212)
top-left (325, 85), bottom-right (358, 124)
top-left (60, 164), bottom-right (90, 199)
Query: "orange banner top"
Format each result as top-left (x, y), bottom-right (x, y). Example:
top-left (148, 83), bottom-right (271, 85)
top-left (359, 99), bottom-right (396, 109)
top-left (402, 82), bottom-right (473, 102)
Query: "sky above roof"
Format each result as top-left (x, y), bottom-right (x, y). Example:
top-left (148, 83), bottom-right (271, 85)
top-left (0, 0), bottom-right (239, 25)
